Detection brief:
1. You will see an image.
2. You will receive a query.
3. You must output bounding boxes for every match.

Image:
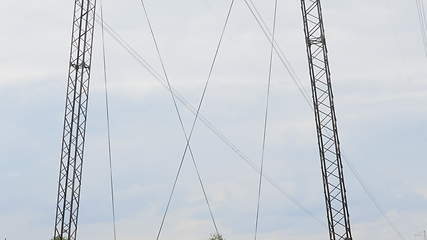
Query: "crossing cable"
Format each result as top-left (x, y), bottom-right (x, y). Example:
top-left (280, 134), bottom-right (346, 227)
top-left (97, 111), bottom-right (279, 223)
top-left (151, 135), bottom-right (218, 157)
top-left (148, 0), bottom-right (235, 238)
top-left (241, 1), bottom-right (408, 238)
top-left (99, 2), bottom-right (118, 240)
top-left (94, 17), bottom-right (326, 228)
top-left (136, 0), bottom-right (220, 238)
top-left (419, 0), bottom-right (427, 54)
top-left (136, 0), bottom-right (235, 238)
top-left (98, 5), bottom-right (405, 236)
top-left (416, 0), bottom-right (427, 56)
top-left (254, 0), bottom-right (278, 239)
top-left (341, 154), bottom-right (406, 240)
top-left (242, 0), bottom-right (313, 108)
top-left (243, 1), bottom-right (409, 238)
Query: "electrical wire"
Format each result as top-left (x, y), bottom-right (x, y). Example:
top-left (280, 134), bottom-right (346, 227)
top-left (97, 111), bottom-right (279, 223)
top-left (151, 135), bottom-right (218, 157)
top-left (254, 0), bottom-right (278, 239)
top-left (341, 154), bottom-right (407, 240)
top-left (99, 2), bottom-right (118, 240)
top-left (242, 0), bottom-right (313, 108)
top-left (156, 0), bottom-right (234, 237)
top-left (135, 0), bottom-right (235, 239)
top-left (98, 2), bottom-right (408, 235)
top-left (135, 0), bottom-right (220, 238)
top-left (94, 16), bottom-right (326, 228)
top-left (416, 0), bottom-right (427, 56)
top-left (243, 1), bottom-right (410, 238)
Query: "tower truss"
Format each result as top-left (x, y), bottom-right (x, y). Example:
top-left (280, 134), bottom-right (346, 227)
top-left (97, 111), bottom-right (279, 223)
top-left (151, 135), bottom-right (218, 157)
top-left (299, 1), bottom-right (352, 239)
top-left (54, 0), bottom-right (97, 239)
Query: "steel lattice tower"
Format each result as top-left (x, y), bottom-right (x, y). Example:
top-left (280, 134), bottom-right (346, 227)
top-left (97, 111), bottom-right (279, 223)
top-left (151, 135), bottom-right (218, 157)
top-left (54, 0), bottom-right (97, 239)
top-left (299, 1), bottom-right (352, 240)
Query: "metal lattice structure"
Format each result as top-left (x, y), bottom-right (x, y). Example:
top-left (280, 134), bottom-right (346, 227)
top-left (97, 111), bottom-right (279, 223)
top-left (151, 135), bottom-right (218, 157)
top-left (54, 0), bottom-right (97, 239)
top-left (299, 1), bottom-right (352, 240)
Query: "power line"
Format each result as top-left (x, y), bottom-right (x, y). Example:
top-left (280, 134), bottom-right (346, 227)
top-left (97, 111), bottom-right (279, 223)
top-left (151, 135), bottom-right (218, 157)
top-left (244, 1), bottom-right (408, 239)
top-left (254, 0), bottom-right (278, 239)
top-left (241, 0), bottom-right (313, 108)
top-left (94, 16), bottom-right (326, 227)
top-left (341, 153), bottom-right (406, 240)
top-left (416, 0), bottom-right (427, 56)
top-left (99, 2), bottom-right (118, 240)
top-left (97, 2), bottom-right (405, 239)
top-left (135, 0), bottom-right (235, 238)
top-left (135, 0), bottom-right (221, 237)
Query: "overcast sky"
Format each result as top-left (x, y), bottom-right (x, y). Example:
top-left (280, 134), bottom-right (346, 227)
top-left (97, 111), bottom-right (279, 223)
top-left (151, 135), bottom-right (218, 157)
top-left (0, 0), bottom-right (426, 239)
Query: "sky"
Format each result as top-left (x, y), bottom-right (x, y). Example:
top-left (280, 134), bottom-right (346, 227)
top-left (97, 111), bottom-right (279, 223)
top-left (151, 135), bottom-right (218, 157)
top-left (0, 0), bottom-right (426, 239)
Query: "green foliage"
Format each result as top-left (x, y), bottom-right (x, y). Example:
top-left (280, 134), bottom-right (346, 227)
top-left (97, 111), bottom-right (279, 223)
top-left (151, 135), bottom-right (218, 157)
top-left (51, 237), bottom-right (67, 240)
top-left (209, 234), bottom-right (224, 240)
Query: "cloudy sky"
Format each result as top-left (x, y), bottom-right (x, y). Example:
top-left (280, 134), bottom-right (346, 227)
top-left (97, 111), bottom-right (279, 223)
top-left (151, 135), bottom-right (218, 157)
top-left (0, 0), bottom-right (426, 239)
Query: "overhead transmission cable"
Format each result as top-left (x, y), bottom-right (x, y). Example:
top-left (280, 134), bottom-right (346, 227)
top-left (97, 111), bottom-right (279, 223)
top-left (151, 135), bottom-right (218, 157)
top-left (416, 0), bottom-right (427, 56)
top-left (99, 2), bottom-right (118, 240)
top-left (148, 0), bottom-right (235, 238)
top-left (94, 17), bottom-right (326, 227)
top-left (341, 154), bottom-right (406, 240)
top-left (135, 0), bottom-right (235, 239)
top-left (254, 0), bottom-right (278, 239)
top-left (135, 0), bottom-right (221, 237)
top-left (242, 0), bottom-right (312, 107)
top-left (244, 1), bottom-right (408, 238)
top-left (98, 0), bottom-right (406, 234)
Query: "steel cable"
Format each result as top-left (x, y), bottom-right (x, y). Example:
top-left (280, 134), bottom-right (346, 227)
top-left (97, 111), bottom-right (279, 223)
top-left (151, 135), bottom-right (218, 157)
top-left (136, 0), bottom-right (220, 237)
top-left (135, 0), bottom-right (235, 238)
top-left (150, 1), bottom-right (235, 238)
top-left (94, 16), bottom-right (326, 228)
top-left (341, 154), bottom-right (407, 240)
top-left (416, 0), bottom-right (427, 56)
top-left (242, 0), bottom-right (313, 108)
top-left (97, 1), bottom-right (408, 235)
top-left (254, 0), bottom-right (278, 239)
top-left (246, 1), bottom-right (409, 238)
top-left (99, 2), bottom-right (118, 240)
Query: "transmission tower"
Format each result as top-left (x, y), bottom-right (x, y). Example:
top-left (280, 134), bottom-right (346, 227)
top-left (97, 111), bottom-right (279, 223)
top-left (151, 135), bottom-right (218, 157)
top-left (299, 1), bottom-right (352, 240)
top-left (53, 0), bottom-right (97, 239)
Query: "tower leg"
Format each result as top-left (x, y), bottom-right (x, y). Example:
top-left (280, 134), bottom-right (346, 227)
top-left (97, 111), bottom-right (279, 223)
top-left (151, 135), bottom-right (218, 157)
top-left (299, 1), bottom-right (353, 239)
top-left (54, 1), bottom-right (97, 239)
